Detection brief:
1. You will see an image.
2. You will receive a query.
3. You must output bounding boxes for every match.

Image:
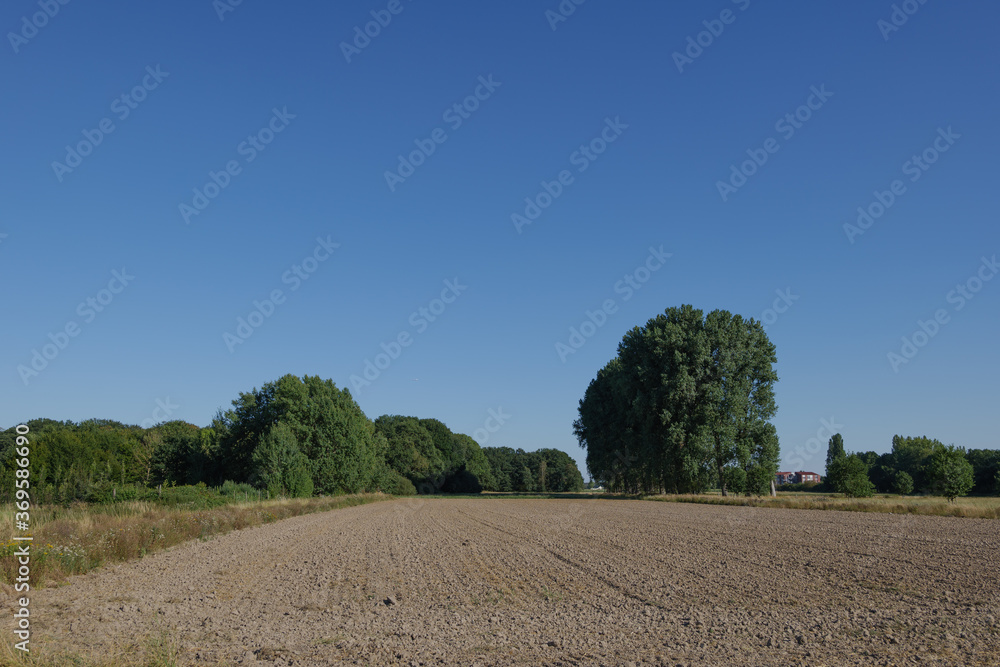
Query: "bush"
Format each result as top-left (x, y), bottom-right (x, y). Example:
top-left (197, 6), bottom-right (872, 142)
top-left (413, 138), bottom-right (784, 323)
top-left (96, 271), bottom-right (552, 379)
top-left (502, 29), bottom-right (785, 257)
top-left (86, 483), bottom-right (147, 504)
top-left (379, 469), bottom-right (417, 496)
top-left (219, 480), bottom-right (258, 497)
top-left (157, 483), bottom-right (227, 508)
top-left (775, 481), bottom-right (821, 493)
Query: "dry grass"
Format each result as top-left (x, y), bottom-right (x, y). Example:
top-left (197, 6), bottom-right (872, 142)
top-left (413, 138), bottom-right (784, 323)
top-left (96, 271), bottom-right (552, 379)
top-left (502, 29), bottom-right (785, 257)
top-left (0, 494), bottom-right (388, 588)
top-left (0, 629), bottom-right (180, 666)
top-left (646, 492), bottom-right (1000, 518)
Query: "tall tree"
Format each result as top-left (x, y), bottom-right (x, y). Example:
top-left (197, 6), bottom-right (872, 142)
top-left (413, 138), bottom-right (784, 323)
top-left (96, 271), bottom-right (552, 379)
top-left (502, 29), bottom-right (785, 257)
top-left (575, 305), bottom-right (780, 496)
top-left (825, 433), bottom-right (846, 478)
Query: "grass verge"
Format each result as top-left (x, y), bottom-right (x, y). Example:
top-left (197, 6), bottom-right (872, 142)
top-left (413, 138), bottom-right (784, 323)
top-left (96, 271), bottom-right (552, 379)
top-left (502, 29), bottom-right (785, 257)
top-left (0, 494), bottom-right (388, 588)
top-left (644, 492), bottom-right (1000, 519)
top-left (0, 628), bottom-right (182, 666)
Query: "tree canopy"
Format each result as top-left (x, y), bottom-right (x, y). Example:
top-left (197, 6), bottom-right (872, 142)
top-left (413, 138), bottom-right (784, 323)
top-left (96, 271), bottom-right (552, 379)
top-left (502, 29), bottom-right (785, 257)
top-left (574, 305), bottom-right (780, 495)
top-left (1, 373), bottom-right (585, 503)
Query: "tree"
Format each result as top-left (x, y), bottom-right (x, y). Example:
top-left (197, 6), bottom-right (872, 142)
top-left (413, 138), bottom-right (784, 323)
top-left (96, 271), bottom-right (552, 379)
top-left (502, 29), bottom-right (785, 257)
top-left (374, 415), bottom-right (441, 485)
top-left (482, 446), bottom-right (517, 492)
top-left (517, 465), bottom-right (535, 492)
top-left (575, 305), bottom-right (780, 496)
top-left (828, 454), bottom-right (875, 497)
top-left (965, 449), bottom-right (1000, 495)
top-left (927, 445), bottom-right (974, 501)
top-left (214, 374), bottom-right (381, 494)
top-left (825, 434), bottom-right (846, 482)
top-left (891, 435), bottom-right (942, 493)
top-left (893, 470), bottom-right (914, 495)
top-left (251, 423), bottom-right (313, 498)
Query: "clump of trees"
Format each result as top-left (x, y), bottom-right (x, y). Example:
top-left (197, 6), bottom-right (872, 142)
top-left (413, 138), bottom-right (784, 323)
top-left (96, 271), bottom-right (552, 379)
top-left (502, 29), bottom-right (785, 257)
top-left (481, 447), bottom-right (584, 493)
top-left (574, 305), bottom-right (781, 496)
top-left (824, 433), bottom-right (989, 500)
top-left (0, 374), bottom-right (585, 503)
top-left (374, 415), bottom-right (495, 494)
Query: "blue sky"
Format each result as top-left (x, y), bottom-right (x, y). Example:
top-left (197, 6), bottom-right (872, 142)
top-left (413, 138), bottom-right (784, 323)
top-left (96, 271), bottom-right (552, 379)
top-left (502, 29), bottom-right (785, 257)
top-left (2, 0), bottom-right (998, 476)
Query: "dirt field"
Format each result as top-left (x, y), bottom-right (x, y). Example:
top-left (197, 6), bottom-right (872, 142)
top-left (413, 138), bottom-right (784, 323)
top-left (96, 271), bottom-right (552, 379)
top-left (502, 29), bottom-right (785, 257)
top-left (12, 498), bottom-right (1000, 666)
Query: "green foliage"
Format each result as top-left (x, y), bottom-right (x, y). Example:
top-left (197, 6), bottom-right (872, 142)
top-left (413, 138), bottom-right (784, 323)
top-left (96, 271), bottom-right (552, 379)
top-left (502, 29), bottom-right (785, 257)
top-left (825, 433), bottom-right (846, 477)
top-left (482, 447), bottom-right (517, 492)
top-left (251, 423), bottom-right (314, 498)
top-left (828, 454), bottom-right (875, 497)
top-left (216, 375), bottom-right (380, 495)
top-left (480, 447), bottom-right (584, 492)
top-left (374, 415), bottom-right (496, 493)
top-left (375, 415), bottom-right (443, 483)
top-left (890, 435), bottom-right (942, 493)
top-left (378, 468), bottom-right (417, 495)
top-left (965, 448), bottom-right (1000, 495)
top-left (894, 470), bottom-right (914, 495)
top-left (574, 305), bottom-right (780, 496)
top-left (442, 465), bottom-right (483, 494)
top-left (927, 445), bottom-right (975, 501)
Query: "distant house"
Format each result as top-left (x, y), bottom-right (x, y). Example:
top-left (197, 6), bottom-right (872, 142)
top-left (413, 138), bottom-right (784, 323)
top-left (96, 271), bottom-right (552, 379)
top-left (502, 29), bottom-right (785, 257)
top-left (775, 471), bottom-right (822, 485)
top-left (775, 471), bottom-right (796, 485)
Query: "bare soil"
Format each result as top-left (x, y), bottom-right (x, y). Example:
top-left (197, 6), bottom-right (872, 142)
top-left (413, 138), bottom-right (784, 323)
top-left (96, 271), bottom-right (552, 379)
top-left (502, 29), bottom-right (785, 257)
top-left (11, 498), bottom-right (1000, 666)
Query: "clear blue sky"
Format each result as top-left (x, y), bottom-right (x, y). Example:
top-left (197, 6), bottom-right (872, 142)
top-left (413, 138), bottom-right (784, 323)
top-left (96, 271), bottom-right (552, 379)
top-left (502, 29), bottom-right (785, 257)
top-left (2, 0), bottom-right (998, 476)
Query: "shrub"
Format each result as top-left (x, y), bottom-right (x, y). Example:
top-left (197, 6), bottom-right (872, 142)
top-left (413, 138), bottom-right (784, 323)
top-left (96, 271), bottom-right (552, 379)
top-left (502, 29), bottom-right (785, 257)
top-left (380, 469), bottom-right (417, 496)
top-left (86, 483), bottom-right (147, 504)
top-left (219, 480), bottom-right (258, 498)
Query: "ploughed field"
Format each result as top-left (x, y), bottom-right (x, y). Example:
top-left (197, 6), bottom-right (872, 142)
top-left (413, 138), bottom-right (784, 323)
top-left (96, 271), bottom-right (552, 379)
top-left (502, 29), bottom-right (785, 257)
top-left (19, 499), bottom-right (1000, 666)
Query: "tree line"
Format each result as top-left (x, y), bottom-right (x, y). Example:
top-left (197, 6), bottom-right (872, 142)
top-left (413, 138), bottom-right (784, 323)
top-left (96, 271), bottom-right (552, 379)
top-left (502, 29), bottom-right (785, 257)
top-left (574, 305), bottom-right (781, 496)
top-left (822, 433), bottom-right (1000, 500)
top-left (0, 374), bottom-right (584, 503)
